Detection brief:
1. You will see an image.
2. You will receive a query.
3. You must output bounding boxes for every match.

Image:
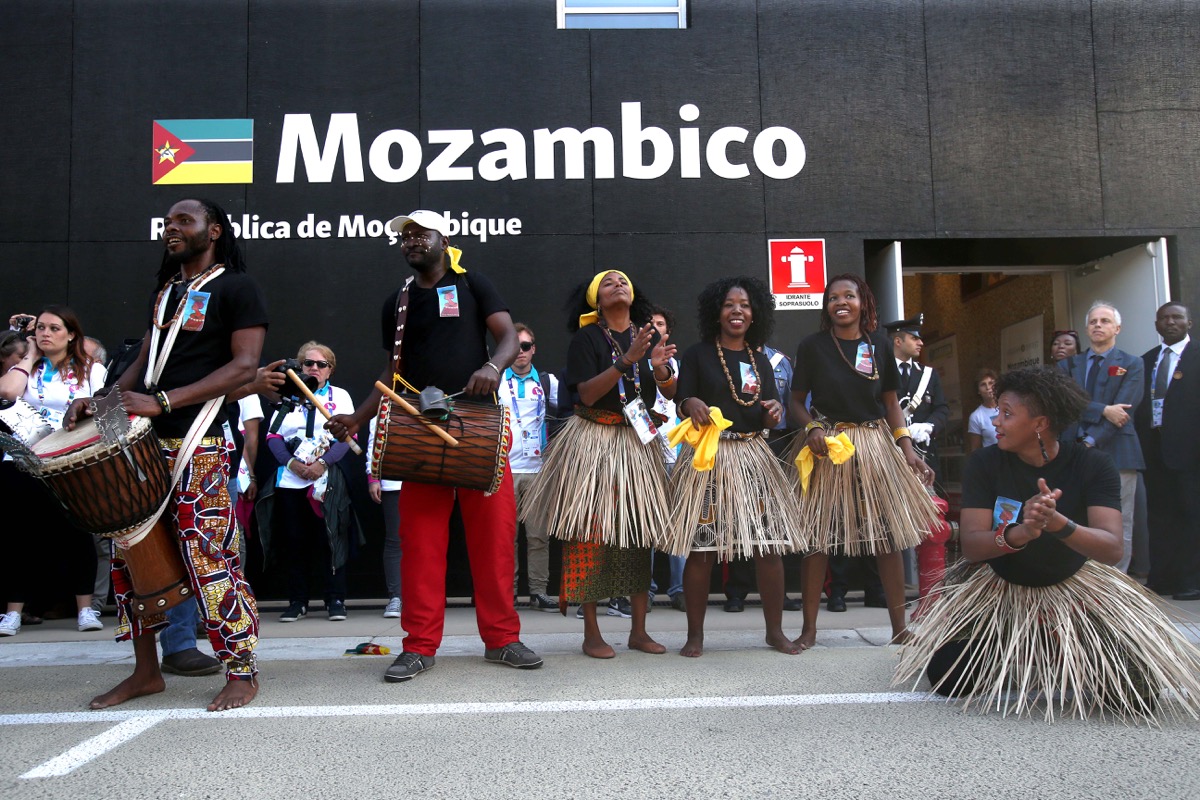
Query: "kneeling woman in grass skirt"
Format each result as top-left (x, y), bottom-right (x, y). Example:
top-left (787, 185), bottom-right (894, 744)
top-left (521, 270), bottom-right (676, 659)
top-left (666, 277), bottom-right (807, 657)
top-left (789, 274), bottom-right (939, 650)
top-left (894, 366), bottom-right (1200, 723)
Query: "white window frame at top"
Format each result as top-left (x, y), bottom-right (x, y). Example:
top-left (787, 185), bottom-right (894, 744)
top-left (557, 1), bottom-right (688, 30)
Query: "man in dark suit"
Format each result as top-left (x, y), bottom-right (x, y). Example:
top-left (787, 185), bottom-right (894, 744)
top-left (1058, 301), bottom-right (1144, 573)
top-left (887, 316), bottom-right (950, 481)
top-left (1133, 301), bottom-right (1200, 600)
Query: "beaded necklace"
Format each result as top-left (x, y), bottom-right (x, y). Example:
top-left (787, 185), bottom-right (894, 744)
top-left (34, 358), bottom-right (80, 421)
top-left (598, 323), bottom-right (641, 404)
top-left (830, 329), bottom-right (880, 381)
top-left (715, 340), bottom-right (761, 407)
top-left (152, 262), bottom-right (224, 331)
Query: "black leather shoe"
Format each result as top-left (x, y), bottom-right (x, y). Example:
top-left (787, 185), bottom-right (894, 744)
top-left (782, 595), bottom-right (802, 611)
top-left (723, 597), bottom-right (745, 613)
top-left (1173, 589), bottom-right (1200, 601)
top-left (161, 647), bottom-right (221, 677)
top-left (826, 595), bottom-right (847, 612)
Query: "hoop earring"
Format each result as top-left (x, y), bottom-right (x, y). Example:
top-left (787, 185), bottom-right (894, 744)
top-left (1037, 430), bottom-right (1049, 465)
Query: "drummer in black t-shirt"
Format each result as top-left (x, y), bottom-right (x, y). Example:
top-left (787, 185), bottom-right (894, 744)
top-left (895, 366), bottom-right (1200, 722)
top-left (68, 198), bottom-right (266, 712)
top-left (789, 274), bottom-right (939, 651)
top-left (327, 210), bottom-right (542, 682)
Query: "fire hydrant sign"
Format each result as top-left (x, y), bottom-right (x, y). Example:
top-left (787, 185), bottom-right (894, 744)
top-left (768, 238), bottom-right (826, 310)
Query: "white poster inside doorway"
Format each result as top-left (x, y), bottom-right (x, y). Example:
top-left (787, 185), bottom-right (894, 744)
top-left (1000, 314), bottom-right (1044, 372)
top-left (925, 335), bottom-right (961, 424)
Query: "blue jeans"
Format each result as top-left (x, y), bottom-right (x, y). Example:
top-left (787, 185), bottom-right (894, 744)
top-left (160, 598), bottom-right (200, 658)
top-left (650, 551), bottom-right (685, 598)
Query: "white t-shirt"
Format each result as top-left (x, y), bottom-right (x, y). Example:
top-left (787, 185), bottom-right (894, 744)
top-left (497, 367), bottom-right (558, 473)
top-left (23, 359), bottom-right (107, 429)
top-left (223, 395), bottom-right (265, 493)
top-left (272, 383), bottom-right (354, 490)
top-left (654, 356), bottom-right (680, 465)
top-left (968, 404), bottom-right (999, 448)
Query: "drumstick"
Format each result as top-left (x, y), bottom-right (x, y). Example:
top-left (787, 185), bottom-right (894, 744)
top-left (284, 369), bottom-right (364, 456)
top-left (374, 381), bottom-right (461, 447)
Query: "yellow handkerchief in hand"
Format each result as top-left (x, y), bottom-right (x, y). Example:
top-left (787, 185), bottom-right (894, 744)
top-left (667, 407), bottom-right (733, 472)
top-left (795, 432), bottom-right (856, 494)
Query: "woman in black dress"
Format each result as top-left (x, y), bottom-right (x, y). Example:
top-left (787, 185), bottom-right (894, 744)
top-left (789, 274), bottom-right (938, 650)
top-left (522, 270), bottom-right (676, 659)
top-left (895, 366), bottom-right (1200, 722)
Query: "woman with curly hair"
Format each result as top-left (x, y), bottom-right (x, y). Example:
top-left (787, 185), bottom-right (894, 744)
top-left (895, 366), bottom-right (1200, 723)
top-left (667, 277), bottom-right (806, 657)
top-left (521, 270), bottom-right (676, 658)
top-left (789, 274), bottom-right (938, 650)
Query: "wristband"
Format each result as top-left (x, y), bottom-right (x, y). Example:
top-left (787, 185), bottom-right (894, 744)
top-left (804, 421), bottom-right (826, 434)
top-left (994, 522), bottom-right (1027, 552)
top-left (155, 391), bottom-right (172, 414)
top-left (892, 426), bottom-right (911, 442)
top-left (7, 366), bottom-right (29, 378)
top-left (1047, 518), bottom-right (1078, 540)
top-left (248, 475), bottom-right (258, 482)
top-left (654, 373), bottom-right (675, 386)
top-left (484, 361), bottom-right (501, 377)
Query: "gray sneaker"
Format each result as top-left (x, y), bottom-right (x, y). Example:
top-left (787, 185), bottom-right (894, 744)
top-left (383, 597), bottom-right (402, 618)
top-left (484, 641), bottom-right (544, 669)
top-left (529, 593), bottom-right (557, 612)
top-left (384, 651), bottom-right (435, 682)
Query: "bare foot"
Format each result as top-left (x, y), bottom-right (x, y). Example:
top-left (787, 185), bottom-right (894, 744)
top-left (679, 636), bottom-right (704, 657)
top-left (583, 637), bottom-right (615, 659)
top-left (889, 628), bottom-right (913, 646)
top-left (628, 634), bottom-right (666, 654)
top-left (207, 678), bottom-right (258, 712)
top-left (89, 672), bottom-right (166, 709)
top-left (793, 629), bottom-right (817, 652)
top-left (766, 630), bottom-right (801, 655)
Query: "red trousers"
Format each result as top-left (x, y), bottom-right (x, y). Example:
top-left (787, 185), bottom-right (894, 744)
top-left (396, 468), bottom-right (521, 655)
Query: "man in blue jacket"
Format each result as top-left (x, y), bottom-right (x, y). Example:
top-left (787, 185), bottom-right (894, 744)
top-left (1058, 301), bottom-right (1144, 572)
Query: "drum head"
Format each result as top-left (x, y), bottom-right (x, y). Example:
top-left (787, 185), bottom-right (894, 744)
top-left (32, 418), bottom-right (101, 458)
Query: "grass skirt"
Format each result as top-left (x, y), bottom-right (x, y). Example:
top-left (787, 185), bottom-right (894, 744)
top-left (789, 420), bottom-right (938, 555)
top-left (893, 559), bottom-right (1200, 724)
top-left (664, 435), bottom-right (807, 560)
top-left (520, 415), bottom-right (670, 550)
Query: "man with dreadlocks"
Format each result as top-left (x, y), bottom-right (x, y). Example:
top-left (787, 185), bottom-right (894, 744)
top-left (67, 198), bottom-right (267, 712)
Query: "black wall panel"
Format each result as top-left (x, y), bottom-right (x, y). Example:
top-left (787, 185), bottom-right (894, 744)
top-left (69, 1), bottom-right (251, 244)
top-left (759, 0), bottom-right (935, 233)
top-left (0, 1), bottom-right (73, 244)
top-left (924, 0), bottom-right (1103, 232)
top-left (0, 244), bottom-right (71, 318)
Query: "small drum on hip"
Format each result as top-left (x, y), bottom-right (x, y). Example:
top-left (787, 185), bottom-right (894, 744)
top-left (31, 416), bottom-right (192, 617)
top-left (372, 395), bottom-right (510, 493)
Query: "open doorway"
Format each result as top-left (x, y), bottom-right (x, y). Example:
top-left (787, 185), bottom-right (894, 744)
top-left (864, 236), bottom-right (1172, 499)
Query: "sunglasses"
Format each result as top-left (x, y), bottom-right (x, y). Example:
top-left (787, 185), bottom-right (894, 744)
top-left (519, 342), bottom-right (535, 352)
top-left (303, 359), bottom-right (331, 369)
top-left (1052, 330), bottom-right (1078, 339)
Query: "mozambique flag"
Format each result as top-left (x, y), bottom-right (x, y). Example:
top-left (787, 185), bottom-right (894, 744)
top-left (152, 119), bottom-right (253, 184)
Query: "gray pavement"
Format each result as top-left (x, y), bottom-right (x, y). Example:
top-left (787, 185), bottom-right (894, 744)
top-left (2, 595), bottom-right (1199, 799)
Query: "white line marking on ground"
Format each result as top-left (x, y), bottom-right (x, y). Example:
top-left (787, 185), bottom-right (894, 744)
top-left (12, 691), bottom-right (940, 778)
top-left (20, 715), bottom-right (163, 779)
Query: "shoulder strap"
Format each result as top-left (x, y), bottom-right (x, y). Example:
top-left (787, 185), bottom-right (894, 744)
top-left (388, 276), bottom-right (415, 391)
top-left (908, 363), bottom-right (934, 411)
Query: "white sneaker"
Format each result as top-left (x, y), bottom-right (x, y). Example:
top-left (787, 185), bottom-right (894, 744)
top-left (77, 607), bottom-right (104, 632)
top-left (0, 611), bottom-right (20, 636)
top-left (383, 597), bottom-right (402, 618)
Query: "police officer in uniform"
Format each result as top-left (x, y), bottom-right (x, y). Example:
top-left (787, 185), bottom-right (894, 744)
top-left (886, 315), bottom-right (949, 488)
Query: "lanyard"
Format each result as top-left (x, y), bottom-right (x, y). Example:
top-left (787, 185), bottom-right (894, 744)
top-left (35, 359), bottom-right (79, 420)
top-left (599, 326), bottom-right (640, 404)
top-left (505, 373), bottom-right (545, 432)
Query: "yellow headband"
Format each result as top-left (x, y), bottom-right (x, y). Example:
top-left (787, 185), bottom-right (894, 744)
top-left (579, 270), bottom-right (633, 328)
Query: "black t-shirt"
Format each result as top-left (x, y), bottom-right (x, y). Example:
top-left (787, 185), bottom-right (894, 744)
top-left (566, 324), bottom-right (660, 413)
top-left (962, 440), bottom-right (1121, 587)
top-left (380, 270), bottom-right (508, 403)
top-left (147, 271), bottom-right (269, 438)
top-left (676, 342), bottom-right (778, 433)
top-left (792, 329), bottom-right (900, 422)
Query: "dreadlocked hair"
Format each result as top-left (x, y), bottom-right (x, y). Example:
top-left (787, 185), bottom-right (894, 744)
top-left (696, 276), bottom-right (775, 349)
top-left (156, 199), bottom-right (247, 288)
top-left (565, 277), bottom-right (655, 333)
top-left (995, 366), bottom-right (1089, 435)
top-left (819, 273), bottom-right (878, 333)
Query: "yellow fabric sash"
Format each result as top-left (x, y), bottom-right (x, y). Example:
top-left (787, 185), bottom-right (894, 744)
top-left (578, 269), bottom-right (633, 328)
top-left (667, 407), bottom-right (733, 472)
top-left (447, 246), bottom-right (466, 274)
top-left (795, 432), bottom-right (856, 494)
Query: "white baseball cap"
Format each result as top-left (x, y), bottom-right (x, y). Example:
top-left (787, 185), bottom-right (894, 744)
top-left (386, 209), bottom-right (451, 238)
